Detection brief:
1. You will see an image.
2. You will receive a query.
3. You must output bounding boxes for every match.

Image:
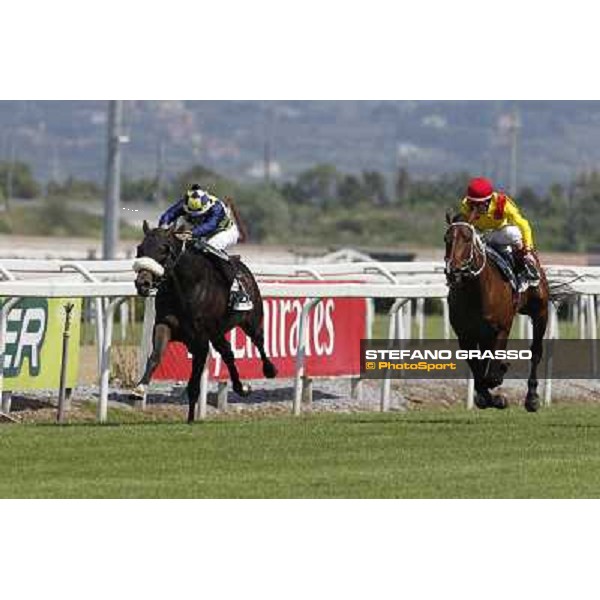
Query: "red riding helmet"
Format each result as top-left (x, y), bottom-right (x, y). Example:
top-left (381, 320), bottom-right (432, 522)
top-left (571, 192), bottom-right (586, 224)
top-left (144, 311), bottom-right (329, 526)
top-left (466, 177), bottom-right (494, 204)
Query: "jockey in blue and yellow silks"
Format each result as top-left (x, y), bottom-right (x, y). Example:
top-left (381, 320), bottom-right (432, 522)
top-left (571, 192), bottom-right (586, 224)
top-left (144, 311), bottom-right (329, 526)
top-left (459, 177), bottom-right (539, 286)
top-left (159, 184), bottom-right (253, 311)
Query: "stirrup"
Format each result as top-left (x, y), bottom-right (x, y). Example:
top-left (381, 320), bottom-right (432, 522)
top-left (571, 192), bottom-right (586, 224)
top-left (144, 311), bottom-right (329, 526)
top-left (230, 280), bottom-right (253, 311)
top-left (231, 292), bottom-right (253, 311)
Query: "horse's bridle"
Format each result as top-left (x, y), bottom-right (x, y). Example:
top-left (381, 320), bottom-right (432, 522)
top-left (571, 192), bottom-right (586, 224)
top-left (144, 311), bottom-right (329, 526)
top-left (133, 233), bottom-right (185, 291)
top-left (444, 222), bottom-right (487, 283)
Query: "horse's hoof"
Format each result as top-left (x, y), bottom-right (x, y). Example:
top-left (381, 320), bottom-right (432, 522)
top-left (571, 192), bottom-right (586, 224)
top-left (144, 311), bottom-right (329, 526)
top-left (491, 394), bottom-right (508, 410)
top-left (474, 393), bottom-right (490, 409)
top-left (131, 384), bottom-right (146, 398)
top-left (263, 362), bottom-right (277, 379)
top-left (234, 383), bottom-right (252, 397)
top-left (525, 394), bottom-right (540, 413)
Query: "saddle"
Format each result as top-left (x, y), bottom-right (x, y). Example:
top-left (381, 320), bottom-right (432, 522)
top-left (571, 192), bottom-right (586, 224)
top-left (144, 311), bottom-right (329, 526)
top-left (189, 238), bottom-right (245, 278)
top-left (485, 245), bottom-right (522, 293)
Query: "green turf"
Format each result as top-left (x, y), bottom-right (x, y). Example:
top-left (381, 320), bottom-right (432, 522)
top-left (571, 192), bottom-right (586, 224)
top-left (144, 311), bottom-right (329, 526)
top-left (2, 406), bottom-right (600, 498)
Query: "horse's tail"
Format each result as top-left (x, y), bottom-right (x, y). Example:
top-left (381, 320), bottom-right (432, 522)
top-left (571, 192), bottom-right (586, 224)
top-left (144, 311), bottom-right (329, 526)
top-left (547, 274), bottom-right (585, 303)
top-left (225, 196), bottom-right (249, 243)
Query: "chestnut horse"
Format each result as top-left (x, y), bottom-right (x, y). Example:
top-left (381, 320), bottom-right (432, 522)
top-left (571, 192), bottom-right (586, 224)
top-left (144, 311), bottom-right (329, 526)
top-left (444, 213), bottom-right (549, 411)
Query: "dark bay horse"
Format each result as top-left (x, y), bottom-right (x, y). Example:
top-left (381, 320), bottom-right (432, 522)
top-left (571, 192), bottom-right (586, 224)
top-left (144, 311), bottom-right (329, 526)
top-left (133, 221), bottom-right (277, 422)
top-left (444, 214), bottom-right (549, 411)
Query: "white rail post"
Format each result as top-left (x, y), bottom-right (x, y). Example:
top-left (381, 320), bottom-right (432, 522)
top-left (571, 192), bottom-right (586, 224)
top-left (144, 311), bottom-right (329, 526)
top-left (217, 381), bottom-right (228, 411)
top-left (119, 301), bottom-right (129, 341)
top-left (351, 298), bottom-right (375, 402)
top-left (293, 298), bottom-right (320, 415)
top-left (404, 299), bottom-right (413, 340)
top-left (416, 298), bottom-right (425, 340)
top-left (543, 301), bottom-right (558, 407)
top-left (442, 297), bottom-right (450, 339)
top-left (381, 298), bottom-right (408, 412)
top-left (579, 295), bottom-right (586, 340)
top-left (99, 297), bottom-right (126, 423)
top-left (466, 376), bottom-right (475, 409)
top-left (0, 297), bottom-right (20, 415)
top-left (301, 376), bottom-right (313, 406)
top-left (518, 315), bottom-right (527, 339)
top-left (588, 294), bottom-right (597, 377)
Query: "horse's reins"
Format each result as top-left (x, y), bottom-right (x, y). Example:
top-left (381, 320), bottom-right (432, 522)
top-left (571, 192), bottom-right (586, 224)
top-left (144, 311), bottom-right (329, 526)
top-left (133, 233), bottom-right (186, 291)
top-left (445, 222), bottom-right (487, 280)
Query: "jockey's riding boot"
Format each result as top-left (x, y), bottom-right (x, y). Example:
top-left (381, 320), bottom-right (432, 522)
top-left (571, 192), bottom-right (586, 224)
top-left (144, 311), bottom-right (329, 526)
top-left (210, 254), bottom-right (254, 311)
top-left (230, 278), bottom-right (254, 311)
top-left (513, 247), bottom-right (540, 287)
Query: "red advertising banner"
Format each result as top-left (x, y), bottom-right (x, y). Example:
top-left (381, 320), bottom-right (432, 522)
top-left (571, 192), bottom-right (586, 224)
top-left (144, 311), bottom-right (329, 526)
top-left (153, 286), bottom-right (367, 382)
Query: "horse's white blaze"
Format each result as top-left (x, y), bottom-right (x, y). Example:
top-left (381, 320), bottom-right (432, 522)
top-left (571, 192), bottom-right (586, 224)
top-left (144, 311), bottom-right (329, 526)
top-left (132, 257), bottom-right (165, 277)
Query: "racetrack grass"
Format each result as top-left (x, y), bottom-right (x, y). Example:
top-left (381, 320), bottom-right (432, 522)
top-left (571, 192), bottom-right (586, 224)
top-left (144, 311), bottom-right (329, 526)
top-left (2, 406), bottom-right (600, 498)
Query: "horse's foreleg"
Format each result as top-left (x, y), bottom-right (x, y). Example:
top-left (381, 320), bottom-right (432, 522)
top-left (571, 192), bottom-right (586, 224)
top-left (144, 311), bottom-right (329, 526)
top-left (240, 318), bottom-right (277, 379)
top-left (458, 336), bottom-right (491, 408)
top-left (482, 329), bottom-right (510, 390)
top-left (525, 310), bottom-right (548, 412)
top-left (186, 341), bottom-right (209, 423)
top-left (136, 323), bottom-right (171, 388)
top-left (211, 335), bottom-right (251, 397)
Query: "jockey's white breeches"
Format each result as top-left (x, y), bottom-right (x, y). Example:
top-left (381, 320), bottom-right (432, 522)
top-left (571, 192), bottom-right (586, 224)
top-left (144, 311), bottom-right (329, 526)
top-left (483, 225), bottom-right (523, 248)
top-left (206, 224), bottom-right (240, 251)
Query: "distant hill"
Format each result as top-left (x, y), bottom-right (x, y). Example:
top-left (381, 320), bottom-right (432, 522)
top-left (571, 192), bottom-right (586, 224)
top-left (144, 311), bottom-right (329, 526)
top-left (2, 100), bottom-right (600, 190)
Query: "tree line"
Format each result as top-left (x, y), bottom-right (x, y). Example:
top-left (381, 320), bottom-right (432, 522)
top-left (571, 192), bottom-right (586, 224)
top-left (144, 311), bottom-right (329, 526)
top-left (1, 159), bottom-right (598, 251)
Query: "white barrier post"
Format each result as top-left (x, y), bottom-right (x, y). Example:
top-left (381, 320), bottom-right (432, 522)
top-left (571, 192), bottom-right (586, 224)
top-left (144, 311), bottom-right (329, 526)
top-left (381, 298), bottom-right (408, 412)
top-left (579, 295), bottom-right (586, 340)
top-left (404, 299), bottom-right (413, 340)
top-left (293, 298), bottom-right (320, 415)
top-left (416, 298), bottom-right (425, 340)
top-left (518, 315), bottom-right (527, 339)
top-left (99, 297), bottom-right (126, 423)
top-left (120, 301), bottom-right (129, 341)
top-left (351, 298), bottom-right (374, 402)
top-left (543, 301), bottom-right (558, 407)
top-left (442, 298), bottom-right (450, 339)
top-left (466, 376), bottom-right (475, 409)
top-left (217, 381), bottom-right (228, 410)
top-left (588, 294), bottom-right (597, 377)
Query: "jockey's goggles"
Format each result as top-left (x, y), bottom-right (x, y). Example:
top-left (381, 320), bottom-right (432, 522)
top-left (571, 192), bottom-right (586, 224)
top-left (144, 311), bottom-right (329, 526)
top-left (467, 197), bottom-right (491, 210)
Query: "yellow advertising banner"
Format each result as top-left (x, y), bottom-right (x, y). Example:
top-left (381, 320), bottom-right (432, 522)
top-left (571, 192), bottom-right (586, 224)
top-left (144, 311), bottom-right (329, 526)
top-left (0, 298), bottom-right (82, 390)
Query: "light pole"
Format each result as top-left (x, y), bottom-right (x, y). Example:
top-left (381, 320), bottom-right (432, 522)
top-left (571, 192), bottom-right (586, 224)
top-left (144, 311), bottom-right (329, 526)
top-left (103, 101), bottom-right (127, 259)
top-left (508, 106), bottom-right (520, 197)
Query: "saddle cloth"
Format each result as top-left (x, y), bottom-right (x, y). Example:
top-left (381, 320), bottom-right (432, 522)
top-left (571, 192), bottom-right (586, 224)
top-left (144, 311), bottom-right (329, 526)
top-left (485, 245), bottom-right (523, 293)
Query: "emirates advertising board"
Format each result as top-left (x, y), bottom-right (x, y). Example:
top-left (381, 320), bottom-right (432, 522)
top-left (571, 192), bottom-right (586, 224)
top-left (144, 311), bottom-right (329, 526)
top-left (153, 285), bottom-right (367, 381)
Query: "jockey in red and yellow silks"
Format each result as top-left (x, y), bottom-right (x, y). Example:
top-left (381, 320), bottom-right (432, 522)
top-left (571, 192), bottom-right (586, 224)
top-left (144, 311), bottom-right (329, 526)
top-left (459, 177), bottom-right (539, 286)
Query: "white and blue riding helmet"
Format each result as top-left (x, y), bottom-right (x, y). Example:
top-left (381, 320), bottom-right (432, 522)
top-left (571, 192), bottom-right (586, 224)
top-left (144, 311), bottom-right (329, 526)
top-left (183, 184), bottom-right (214, 216)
